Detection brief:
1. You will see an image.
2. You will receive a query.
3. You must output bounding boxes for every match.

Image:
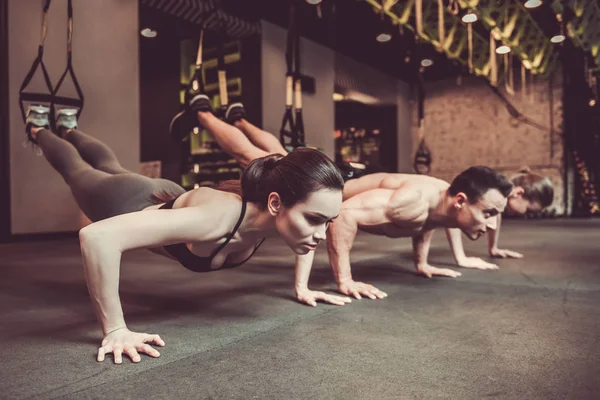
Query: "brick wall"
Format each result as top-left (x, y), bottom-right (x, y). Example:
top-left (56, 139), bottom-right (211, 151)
top-left (412, 73), bottom-right (566, 215)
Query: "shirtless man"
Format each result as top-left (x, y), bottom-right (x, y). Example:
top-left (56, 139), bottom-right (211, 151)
top-left (342, 169), bottom-right (554, 266)
top-left (294, 166), bottom-right (513, 305)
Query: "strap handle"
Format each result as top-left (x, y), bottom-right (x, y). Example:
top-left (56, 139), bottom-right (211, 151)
top-left (52, 0), bottom-right (84, 118)
top-left (215, 4), bottom-right (229, 109)
top-left (280, 0), bottom-right (305, 149)
top-left (18, 0), bottom-right (54, 122)
top-left (187, 5), bottom-right (220, 98)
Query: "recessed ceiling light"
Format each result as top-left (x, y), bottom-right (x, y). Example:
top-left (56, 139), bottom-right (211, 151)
top-left (496, 45), bottom-right (511, 54)
top-left (305, 0), bottom-right (322, 4)
top-left (140, 28), bottom-right (157, 38)
top-left (421, 59), bottom-right (433, 67)
top-left (462, 13), bottom-right (477, 23)
top-left (550, 34), bottom-right (565, 43)
top-left (376, 33), bottom-right (392, 42)
top-left (524, 0), bottom-right (542, 9)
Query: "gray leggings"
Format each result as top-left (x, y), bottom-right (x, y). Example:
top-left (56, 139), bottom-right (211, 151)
top-left (36, 129), bottom-right (186, 222)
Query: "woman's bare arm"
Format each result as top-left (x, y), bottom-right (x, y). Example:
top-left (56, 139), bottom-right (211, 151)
top-left (79, 206), bottom-right (229, 334)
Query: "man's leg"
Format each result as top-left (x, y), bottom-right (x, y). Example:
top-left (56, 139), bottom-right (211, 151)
top-left (235, 118), bottom-right (288, 155)
top-left (196, 110), bottom-right (269, 169)
top-left (225, 102), bottom-right (288, 155)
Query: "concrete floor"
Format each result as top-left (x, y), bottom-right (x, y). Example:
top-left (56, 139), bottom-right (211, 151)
top-left (1, 218), bottom-right (599, 399)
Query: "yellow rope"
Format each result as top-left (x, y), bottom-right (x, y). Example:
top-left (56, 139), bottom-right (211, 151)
top-left (416, 0), bottom-right (423, 38)
top-left (468, 23), bottom-right (473, 73)
top-left (490, 31), bottom-right (497, 86)
top-left (438, 0), bottom-right (445, 50)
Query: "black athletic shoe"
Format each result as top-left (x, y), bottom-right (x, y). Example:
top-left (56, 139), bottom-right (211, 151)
top-left (338, 162), bottom-right (366, 182)
top-left (169, 109), bottom-right (198, 142)
top-left (225, 102), bottom-right (246, 124)
top-left (170, 95), bottom-right (211, 142)
top-left (189, 94), bottom-right (212, 113)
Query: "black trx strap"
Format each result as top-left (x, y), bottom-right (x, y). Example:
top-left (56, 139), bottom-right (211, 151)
top-left (18, 0), bottom-right (84, 130)
top-left (185, 8), bottom-right (219, 107)
top-left (215, 7), bottom-right (229, 118)
top-left (52, 0), bottom-right (84, 118)
top-left (292, 21), bottom-right (305, 146)
top-left (413, 70), bottom-right (432, 174)
top-left (170, 6), bottom-right (219, 141)
top-left (18, 0), bottom-right (54, 123)
top-left (280, 0), bottom-right (305, 150)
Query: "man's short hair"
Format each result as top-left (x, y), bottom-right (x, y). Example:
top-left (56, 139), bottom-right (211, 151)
top-left (448, 166), bottom-right (513, 202)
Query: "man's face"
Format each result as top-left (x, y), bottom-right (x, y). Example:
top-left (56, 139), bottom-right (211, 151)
top-left (454, 189), bottom-right (508, 240)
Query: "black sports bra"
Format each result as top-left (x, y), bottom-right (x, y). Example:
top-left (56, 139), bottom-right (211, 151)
top-left (159, 197), bottom-right (265, 273)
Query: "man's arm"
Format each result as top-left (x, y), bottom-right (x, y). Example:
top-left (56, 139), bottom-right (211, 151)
top-left (327, 211), bottom-right (386, 300)
top-left (413, 229), bottom-right (462, 278)
top-left (446, 228), bottom-right (499, 270)
top-left (488, 214), bottom-right (524, 258)
top-left (487, 214), bottom-right (501, 252)
top-left (446, 228), bottom-right (467, 264)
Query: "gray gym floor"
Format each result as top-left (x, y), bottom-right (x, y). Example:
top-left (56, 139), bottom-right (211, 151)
top-left (1, 219), bottom-right (599, 399)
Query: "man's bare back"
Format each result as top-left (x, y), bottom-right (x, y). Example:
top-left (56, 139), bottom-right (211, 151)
top-left (340, 175), bottom-right (451, 237)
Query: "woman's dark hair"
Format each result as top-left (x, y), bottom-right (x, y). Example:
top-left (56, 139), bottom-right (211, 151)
top-left (448, 166), bottom-right (513, 202)
top-left (510, 167), bottom-right (554, 208)
top-left (218, 148), bottom-right (344, 208)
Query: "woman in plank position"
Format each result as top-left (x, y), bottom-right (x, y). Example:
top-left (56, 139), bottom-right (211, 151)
top-left (24, 104), bottom-right (346, 364)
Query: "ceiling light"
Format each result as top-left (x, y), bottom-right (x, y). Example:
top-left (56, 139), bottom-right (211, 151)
top-left (306, 0), bottom-right (322, 4)
top-left (496, 45), bottom-right (511, 54)
top-left (376, 33), bottom-right (392, 42)
top-left (462, 12), bottom-right (477, 23)
top-left (550, 34), bottom-right (565, 43)
top-left (524, 0), bottom-right (542, 9)
top-left (333, 93), bottom-right (345, 101)
top-left (590, 99), bottom-right (597, 107)
top-left (421, 59), bottom-right (433, 67)
top-left (140, 28), bottom-right (157, 38)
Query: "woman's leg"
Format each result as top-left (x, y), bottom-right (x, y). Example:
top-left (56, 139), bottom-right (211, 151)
top-left (196, 111), bottom-right (270, 169)
top-left (33, 127), bottom-right (114, 221)
top-left (33, 127), bottom-right (106, 185)
top-left (32, 127), bottom-right (185, 222)
top-left (53, 109), bottom-right (130, 175)
top-left (61, 128), bottom-right (131, 175)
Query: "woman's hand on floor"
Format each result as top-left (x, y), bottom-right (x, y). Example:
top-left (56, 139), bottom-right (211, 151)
top-left (97, 327), bottom-right (165, 364)
top-left (296, 288), bottom-right (352, 307)
top-left (338, 280), bottom-right (388, 300)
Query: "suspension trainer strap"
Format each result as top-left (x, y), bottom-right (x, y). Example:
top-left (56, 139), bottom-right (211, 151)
top-left (52, 0), bottom-right (84, 118)
top-left (280, 0), bottom-right (297, 148)
top-left (413, 70), bottom-right (431, 174)
top-left (216, 7), bottom-right (229, 113)
top-left (187, 6), bottom-right (219, 101)
top-left (292, 18), bottom-right (305, 146)
top-left (18, 0), bottom-right (54, 122)
top-left (170, 4), bottom-right (221, 143)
